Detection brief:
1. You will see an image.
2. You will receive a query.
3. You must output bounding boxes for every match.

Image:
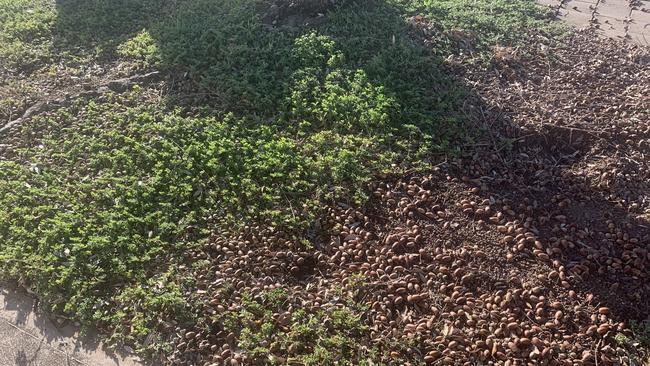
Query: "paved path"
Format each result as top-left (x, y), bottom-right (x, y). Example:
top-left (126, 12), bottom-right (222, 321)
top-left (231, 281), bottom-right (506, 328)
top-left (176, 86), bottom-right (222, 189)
top-left (537, 0), bottom-right (650, 45)
top-left (0, 286), bottom-right (142, 366)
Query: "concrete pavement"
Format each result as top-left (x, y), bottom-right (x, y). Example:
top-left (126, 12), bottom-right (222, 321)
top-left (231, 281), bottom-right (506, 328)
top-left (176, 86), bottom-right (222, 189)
top-left (0, 286), bottom-right (142, 366)
top-left (537, 0), bottom-right (650, 45)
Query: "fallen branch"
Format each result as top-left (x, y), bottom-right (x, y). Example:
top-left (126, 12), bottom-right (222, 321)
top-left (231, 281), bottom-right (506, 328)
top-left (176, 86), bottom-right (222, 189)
top-left (0, 71), bottom-right (161, 135)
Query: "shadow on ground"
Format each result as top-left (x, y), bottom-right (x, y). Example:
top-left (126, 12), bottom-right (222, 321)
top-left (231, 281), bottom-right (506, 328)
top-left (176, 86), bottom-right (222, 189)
top-left (39, 0), bottom-right (650, 360)
top-left (53, 0), bottom-right (174, 60)
top-left (459, 84), bottom-right (650, 325)
top-left (52, 0), bottom-right (465, 129)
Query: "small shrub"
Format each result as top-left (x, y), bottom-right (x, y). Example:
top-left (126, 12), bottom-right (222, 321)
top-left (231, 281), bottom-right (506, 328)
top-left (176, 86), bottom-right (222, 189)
top-left (117, 30), bottom-right (161, 69)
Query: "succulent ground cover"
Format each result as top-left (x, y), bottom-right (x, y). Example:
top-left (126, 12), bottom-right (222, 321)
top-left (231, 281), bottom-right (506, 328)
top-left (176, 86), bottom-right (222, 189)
top-left (1, 0), bottom-right (649, 365)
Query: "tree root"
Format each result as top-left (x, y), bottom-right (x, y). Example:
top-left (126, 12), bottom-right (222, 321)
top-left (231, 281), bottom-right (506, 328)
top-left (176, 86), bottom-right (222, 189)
top-left (0, 71), bottom-right (161, 135)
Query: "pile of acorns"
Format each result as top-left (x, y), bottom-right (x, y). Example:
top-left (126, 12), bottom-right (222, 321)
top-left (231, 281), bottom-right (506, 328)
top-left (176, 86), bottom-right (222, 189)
top-left (165, 157), bottom-right (647, 365)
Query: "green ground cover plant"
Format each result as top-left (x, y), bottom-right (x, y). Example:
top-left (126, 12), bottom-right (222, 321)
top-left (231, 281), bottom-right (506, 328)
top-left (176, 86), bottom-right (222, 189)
top-left (0, 0), bottom-right (56, 70)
